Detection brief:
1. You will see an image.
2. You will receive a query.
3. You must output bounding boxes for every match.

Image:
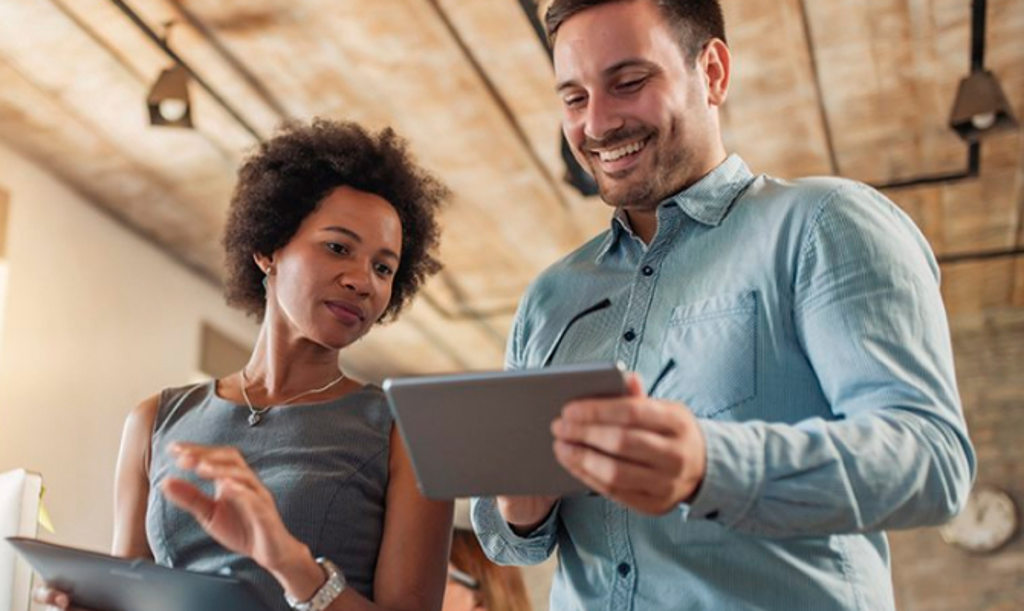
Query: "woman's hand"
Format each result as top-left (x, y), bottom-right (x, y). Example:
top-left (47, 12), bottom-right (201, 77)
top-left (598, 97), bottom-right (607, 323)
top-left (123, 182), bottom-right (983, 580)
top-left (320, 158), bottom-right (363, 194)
top-left (32, 584), bottom-right (95, 610)
top-left (159, 443), bottom-right (313, 578)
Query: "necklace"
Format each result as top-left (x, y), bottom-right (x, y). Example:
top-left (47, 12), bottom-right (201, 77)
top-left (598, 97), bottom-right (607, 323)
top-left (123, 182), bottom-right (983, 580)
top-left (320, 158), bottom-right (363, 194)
top-left (239, 368), bottom-right (346, 426)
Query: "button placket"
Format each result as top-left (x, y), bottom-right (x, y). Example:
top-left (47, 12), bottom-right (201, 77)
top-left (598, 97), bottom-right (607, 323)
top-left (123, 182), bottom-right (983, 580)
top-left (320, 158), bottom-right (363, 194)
top-left (605, 502), bottom-right (636, 611)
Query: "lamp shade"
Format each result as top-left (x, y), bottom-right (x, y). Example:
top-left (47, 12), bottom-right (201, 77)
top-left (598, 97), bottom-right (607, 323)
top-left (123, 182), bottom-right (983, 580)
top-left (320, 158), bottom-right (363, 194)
top-left (146, 64), bottom-right (193, 128)
top-left (949, 69), bottom-right (1018, 142)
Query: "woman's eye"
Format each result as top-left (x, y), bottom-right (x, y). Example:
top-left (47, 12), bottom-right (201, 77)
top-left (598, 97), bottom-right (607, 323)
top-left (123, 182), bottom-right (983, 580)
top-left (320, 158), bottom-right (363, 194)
top-left (374, 263), bottom-right (394, 277)
top-left (326, 242), bottom-right (349, 255)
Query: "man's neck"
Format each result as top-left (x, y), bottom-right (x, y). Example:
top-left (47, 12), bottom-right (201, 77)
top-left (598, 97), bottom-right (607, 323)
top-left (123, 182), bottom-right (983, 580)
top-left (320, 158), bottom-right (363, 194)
top-left (623, 208), bottom-right (658, 245)
top-left (622, 151), bottom-right (730, 244)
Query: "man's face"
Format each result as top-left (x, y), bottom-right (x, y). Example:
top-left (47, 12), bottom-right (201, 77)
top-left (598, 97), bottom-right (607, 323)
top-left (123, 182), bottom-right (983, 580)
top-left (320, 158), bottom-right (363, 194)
top-left (553, 0), bottom-right (719, 210)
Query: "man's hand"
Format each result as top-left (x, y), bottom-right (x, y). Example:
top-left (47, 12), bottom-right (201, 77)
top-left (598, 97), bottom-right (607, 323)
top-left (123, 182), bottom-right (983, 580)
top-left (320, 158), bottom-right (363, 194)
top-left (551, 373), bottom-right (707, 515)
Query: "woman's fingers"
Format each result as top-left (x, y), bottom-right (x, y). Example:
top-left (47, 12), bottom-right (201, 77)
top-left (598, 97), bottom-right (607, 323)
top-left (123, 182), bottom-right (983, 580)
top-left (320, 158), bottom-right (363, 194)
top-left (32, 585), bottom-right (93, 610)
top-left (33, 585), bottom-right (69, 607)
top-left (169, 442), bottom-right (245, 460)
top-left (168, 443), bottom-right (265, 494)
top-left (161, 477), bottom-right (217, 524)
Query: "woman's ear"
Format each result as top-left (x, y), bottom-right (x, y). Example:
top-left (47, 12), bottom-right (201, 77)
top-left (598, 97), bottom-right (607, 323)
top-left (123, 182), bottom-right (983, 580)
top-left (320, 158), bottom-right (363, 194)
top-left (252, 252), bottom-right (274, 276)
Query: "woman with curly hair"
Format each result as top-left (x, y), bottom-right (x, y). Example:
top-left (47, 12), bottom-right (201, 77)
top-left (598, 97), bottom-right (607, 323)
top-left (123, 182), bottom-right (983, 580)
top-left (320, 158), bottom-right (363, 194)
top-left (35, 119), bottom-right (453, 611)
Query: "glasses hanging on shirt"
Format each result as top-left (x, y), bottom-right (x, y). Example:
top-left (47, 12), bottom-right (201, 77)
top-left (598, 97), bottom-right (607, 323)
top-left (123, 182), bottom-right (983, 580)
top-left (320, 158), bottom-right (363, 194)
top-left (541, 296), bottom-right (676, 397)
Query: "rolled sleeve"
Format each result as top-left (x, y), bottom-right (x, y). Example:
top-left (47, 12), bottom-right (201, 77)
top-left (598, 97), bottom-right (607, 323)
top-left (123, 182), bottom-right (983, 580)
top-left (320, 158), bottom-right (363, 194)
top-left (470, 496), bottom-right (560, 566)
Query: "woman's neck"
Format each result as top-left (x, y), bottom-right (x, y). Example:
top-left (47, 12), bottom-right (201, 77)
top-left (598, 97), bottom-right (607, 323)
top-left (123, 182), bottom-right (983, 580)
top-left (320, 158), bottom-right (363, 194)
top-left (242, 316), bottom-right (345, 398)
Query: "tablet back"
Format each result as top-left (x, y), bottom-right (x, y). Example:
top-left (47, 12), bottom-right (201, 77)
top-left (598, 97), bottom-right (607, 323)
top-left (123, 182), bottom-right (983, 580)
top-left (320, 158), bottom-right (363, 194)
top-left (383, 363), bottom-right (627, 499)
top-left (4, 537), bottom-right (271, 611)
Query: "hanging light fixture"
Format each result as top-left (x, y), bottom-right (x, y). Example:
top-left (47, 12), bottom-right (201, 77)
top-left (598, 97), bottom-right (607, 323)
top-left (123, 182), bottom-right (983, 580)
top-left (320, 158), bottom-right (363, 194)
top-left (949, 69), bottom-right (1017, 142)
top-left (948, 0), bottom-right (1018, 142)
top-left (145, 20), bottom-right (193, 129)
top-left (146, 63), bottom-right (193, 128)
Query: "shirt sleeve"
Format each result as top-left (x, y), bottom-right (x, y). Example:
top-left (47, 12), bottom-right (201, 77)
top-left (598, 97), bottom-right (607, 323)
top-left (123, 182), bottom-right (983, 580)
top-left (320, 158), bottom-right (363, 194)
top-left (470, 295), bottom-right (562, 564)
top-left (469, 496), bottom-right (561, 565)
top-left (686, 182), bottom-right (976, 537)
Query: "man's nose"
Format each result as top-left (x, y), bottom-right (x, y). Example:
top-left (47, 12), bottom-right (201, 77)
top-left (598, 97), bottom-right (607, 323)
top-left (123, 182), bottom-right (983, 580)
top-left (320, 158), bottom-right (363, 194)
top-left (584, 93), bottom-right (625, 143)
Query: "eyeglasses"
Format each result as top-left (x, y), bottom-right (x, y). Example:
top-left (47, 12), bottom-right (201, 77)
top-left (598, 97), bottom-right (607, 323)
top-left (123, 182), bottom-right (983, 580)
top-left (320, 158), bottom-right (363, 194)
top-left (448, 567), bottom-right (480, 590)
top-left (542, 297), bottom-right (612, 367)
top-left (542, 296), bottom-right (676, 397)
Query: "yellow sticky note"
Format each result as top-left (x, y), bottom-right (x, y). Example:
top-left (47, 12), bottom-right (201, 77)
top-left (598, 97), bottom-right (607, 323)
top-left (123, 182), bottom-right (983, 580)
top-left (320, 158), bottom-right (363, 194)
top-left (38, 486), bottom-right (55, 534)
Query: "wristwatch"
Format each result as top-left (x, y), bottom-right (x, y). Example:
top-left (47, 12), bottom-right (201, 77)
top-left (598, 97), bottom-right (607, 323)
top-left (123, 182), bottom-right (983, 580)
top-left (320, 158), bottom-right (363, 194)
top-left (284, 557), bottom-right (346, 611)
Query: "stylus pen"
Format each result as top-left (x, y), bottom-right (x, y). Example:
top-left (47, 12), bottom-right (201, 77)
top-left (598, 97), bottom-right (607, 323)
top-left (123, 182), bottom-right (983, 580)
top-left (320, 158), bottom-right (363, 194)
top-left (582, 358), bottom-right (678, 497)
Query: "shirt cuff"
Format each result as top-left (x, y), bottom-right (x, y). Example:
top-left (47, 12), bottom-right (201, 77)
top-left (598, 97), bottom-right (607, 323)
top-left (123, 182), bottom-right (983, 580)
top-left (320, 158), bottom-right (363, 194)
top-left (682, 419), bottom-right (765, 526)
top-left (471, 496), bottom-right (560, 549)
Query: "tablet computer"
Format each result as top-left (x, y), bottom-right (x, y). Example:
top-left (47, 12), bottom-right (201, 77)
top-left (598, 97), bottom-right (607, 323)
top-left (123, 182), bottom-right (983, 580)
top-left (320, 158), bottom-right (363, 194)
top-left (4, 537), bottom-right (271, 611)
top-left (383, 362), bottom-right (628, 499)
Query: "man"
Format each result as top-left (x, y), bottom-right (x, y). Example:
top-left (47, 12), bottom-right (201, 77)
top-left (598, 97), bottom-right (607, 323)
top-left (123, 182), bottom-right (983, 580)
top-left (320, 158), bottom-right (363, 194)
top-left (471, 0), bottom-right (975, 609)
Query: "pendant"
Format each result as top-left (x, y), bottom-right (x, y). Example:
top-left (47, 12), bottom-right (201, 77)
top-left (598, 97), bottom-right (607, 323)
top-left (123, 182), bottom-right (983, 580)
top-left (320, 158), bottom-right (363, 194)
top-left (248, 412), bottom-right (262, 426)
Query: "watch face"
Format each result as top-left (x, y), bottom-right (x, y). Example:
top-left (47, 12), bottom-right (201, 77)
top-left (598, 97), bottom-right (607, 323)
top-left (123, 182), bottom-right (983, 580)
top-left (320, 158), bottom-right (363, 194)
top-left (940, 485), bottom-right (1018, 553)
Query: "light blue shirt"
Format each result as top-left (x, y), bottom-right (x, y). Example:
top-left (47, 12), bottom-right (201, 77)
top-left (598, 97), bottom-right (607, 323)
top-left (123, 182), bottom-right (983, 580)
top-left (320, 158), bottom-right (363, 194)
top-left (471, 155), bottom-right (975, 610)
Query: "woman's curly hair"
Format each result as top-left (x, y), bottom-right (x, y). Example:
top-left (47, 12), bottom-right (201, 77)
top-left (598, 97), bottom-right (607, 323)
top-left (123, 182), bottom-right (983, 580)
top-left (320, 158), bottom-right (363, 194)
top-left (222, 119), bottom-right (447, 322)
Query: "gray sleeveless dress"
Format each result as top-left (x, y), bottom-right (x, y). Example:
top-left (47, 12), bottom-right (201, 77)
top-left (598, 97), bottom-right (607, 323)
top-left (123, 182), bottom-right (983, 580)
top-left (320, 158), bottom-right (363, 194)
top-left (145, 380), bottom-right (392, 610)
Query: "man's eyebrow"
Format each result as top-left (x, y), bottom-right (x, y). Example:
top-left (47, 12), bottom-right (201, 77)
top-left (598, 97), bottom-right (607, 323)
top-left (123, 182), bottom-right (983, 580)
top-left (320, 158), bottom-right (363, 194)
top-left (323, 226), bottom-right (399, 261)
top-left (555, 58), bottom-right (658, 93)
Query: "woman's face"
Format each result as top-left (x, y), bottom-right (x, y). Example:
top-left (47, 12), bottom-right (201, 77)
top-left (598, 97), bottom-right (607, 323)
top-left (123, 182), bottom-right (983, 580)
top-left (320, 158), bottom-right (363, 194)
top-left (260, 185), bottom-right (402, 349)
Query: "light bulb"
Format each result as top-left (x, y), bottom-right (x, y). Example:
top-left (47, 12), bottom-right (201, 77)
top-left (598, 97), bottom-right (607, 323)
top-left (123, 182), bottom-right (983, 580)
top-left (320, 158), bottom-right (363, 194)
top-left (158, 99), bottom-right (188, 122)
top-left (970, 112), bottom-right (996, 131)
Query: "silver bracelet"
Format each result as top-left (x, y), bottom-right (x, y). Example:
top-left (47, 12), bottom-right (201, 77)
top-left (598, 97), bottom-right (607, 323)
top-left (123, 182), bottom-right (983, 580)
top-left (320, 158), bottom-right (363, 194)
top-left (284, 557), bottom-right (346, 611)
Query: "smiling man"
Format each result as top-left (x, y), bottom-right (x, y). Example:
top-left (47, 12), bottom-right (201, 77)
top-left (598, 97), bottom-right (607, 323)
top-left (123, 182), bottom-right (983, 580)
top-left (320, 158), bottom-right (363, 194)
top-left (470, 1), bottom-right (975, 609)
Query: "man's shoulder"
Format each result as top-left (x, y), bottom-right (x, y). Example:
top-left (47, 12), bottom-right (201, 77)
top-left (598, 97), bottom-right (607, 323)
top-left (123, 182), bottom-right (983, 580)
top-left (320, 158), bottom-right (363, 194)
top-left (750, 173), bottom-right (888, 216)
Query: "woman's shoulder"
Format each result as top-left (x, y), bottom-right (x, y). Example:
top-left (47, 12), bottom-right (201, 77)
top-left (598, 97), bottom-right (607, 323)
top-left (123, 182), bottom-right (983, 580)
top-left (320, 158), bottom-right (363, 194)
top-left (142, 380), bottom-right (218, 434)
top-left (345, 383), bottom-right (392, 431)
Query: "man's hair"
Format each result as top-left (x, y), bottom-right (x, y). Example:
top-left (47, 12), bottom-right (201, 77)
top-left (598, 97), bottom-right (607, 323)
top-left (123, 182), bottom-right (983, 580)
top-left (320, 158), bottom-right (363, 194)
top-left (544, 0), bottom-right (726, 60)
top-left (222, 119), bottom-right (447, 322)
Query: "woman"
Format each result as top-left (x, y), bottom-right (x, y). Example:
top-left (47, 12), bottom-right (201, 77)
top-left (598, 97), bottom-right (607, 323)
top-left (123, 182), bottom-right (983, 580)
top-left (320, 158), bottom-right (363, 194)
top-left (36, 119), bottom-right (453, 610)
top-left (442, 528), bottom-right (532, 611)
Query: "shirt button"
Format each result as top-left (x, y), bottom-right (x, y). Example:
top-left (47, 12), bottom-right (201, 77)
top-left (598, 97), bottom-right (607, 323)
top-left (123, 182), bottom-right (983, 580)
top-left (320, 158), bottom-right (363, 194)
top-left (642, 265), bottom-right (654, 276)
top-left (617, 562), bottom-right (631, 577)
top-left (623, 329), bottom-right (636, 342)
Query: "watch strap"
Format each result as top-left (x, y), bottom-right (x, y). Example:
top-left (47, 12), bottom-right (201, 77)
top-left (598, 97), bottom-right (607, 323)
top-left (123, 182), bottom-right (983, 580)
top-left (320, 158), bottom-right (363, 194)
top-left (284, 557), bottom-right (346, 611)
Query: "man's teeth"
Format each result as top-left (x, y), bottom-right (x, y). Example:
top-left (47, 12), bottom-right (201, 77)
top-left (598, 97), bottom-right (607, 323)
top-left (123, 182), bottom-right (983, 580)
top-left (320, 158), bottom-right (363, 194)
top-left (598, 139), bottom-right (646, 162)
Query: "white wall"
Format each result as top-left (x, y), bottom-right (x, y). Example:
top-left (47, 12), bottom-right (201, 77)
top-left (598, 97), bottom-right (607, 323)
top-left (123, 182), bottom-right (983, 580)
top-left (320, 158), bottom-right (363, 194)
top-left (0, 143), bottom-right (257, 555)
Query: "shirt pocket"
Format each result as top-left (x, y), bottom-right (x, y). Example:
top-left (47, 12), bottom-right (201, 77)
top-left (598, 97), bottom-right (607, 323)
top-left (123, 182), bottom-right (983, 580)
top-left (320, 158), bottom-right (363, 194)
top-left (658, 292), bottom-right (757, 419)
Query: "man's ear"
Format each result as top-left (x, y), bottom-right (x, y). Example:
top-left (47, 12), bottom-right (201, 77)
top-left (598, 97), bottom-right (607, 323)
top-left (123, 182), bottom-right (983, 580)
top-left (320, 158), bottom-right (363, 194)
top-left (702, 38), bottom-right (731, 107)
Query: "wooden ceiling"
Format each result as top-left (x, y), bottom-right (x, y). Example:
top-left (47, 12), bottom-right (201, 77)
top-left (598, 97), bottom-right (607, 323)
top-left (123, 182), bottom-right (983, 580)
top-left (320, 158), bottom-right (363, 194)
top-left (0, 0), bottom-right (1020, 381)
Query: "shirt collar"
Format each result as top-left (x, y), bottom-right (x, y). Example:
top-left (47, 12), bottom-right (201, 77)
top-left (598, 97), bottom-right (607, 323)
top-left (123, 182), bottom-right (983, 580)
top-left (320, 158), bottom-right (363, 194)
top-left (595, 154), bottom-right (755, 262)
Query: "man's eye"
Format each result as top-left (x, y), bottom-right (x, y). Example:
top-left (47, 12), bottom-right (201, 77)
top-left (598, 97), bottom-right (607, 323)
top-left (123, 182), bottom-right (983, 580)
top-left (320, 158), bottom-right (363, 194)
top-left (617, 78), bottom-right (645, 92)
top-left (563, 95), bottom-right (586, 108)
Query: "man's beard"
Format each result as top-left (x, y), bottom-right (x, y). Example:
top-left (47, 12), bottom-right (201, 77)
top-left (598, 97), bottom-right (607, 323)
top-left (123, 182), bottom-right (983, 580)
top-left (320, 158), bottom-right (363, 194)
top-left (585, 123), bottom-right (690, 211)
